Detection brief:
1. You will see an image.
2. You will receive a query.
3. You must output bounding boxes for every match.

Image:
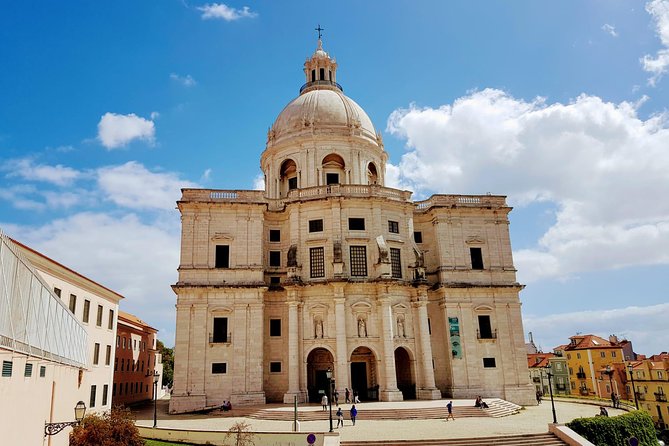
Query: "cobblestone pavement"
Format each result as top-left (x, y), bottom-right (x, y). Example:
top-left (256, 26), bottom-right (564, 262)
top-left (133, 398), bottom-right (626, 442)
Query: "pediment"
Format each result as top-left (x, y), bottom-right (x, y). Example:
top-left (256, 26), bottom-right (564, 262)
top-left (465, 236), bottom-right (485, 245)
top-left (392, 303), bottom-right (409, 311)
top-left (351, 301), bottom-right (372, 311)
top-left (209, 305), bottom-right (233, 313)
top-left (212, 233), bottom-right (234, 241)
top-left (474, 304), bottom-right (494, 312)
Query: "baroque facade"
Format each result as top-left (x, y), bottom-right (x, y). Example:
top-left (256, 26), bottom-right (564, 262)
top-left (170, 39), bottom-right (534, 413)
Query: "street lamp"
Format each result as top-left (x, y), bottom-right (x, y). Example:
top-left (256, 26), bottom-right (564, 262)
top-left (627, 363), bottom-right (639, 410)
top-left (546, 364), bottom-right (557, 424)
top-left (325, 367), bottom-right (333, 433)
top-left (147, 370), bottom-right (160, 428)
top-left (604, 365), bottom-right (615, 406)
top-left (44, 400), bottom-right (86, 437)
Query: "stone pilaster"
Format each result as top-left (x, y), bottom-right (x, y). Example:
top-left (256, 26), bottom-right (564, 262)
top-left (379, 295), bottom-right (403, 401)
top-left (231, 297), bottom-right (266, 405)
top-left (333, 285), bottom-right (349, 394)
top-left (412, 288), bottom-right (441, 399)
top-left (284, 291), bottom-right (305, 402)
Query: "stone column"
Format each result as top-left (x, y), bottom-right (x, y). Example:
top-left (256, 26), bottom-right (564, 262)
top-left (333, 286), bottom-right (349, 394)
top-left (379, 295), bottom-right (403, 401)
top-left (412, 288), bottom-right (441, 399)
top-left (284, 291), bottom-right (304, 402)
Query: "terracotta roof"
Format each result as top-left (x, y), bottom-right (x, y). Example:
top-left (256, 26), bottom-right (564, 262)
top-left (565, 334), bottom-right (622, 350)
top-left (119, 310), bottom-right (157, 332)
top-left (527, 353), bottom-right (554, 368)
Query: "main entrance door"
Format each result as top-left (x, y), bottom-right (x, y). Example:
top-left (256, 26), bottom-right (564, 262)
top-left (306, 348), bottom-right (334, 403)
top-left (350, 346), bottom-right (378, 401)
top-left (395, 347), bottom-right (415, 400)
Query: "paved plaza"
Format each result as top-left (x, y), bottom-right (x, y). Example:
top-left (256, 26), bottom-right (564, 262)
top-left (133, 397), bottom-right (626, 442)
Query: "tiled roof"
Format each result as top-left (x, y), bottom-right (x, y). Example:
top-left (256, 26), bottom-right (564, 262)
top-left (119, 310), bottom-right (157, 332)
top-left (527, 353), bottom-right (554, 368)
top-left (565, 334), bottom-right (622, 350)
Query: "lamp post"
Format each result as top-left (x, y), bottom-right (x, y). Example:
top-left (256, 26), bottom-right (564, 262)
top-left (148, 370), bottom-right (160, 428)
top-left (546, 365), bottom-right (557, 424)
top-left (44, 400), bottom-right (86, 437)
top-left (604, 365), bottom-right (615, 406)
top-left (628, 363), bottom-right (639, 410)
top-left (325, 367), bottom-right (333, 433)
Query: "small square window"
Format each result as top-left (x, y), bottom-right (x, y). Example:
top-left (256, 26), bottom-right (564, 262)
top-left (326, 173), bottom-right (339, 185)
top-left (309, 219), bottom-right (323, 233)
top-left (269, 251), bottom-right (281, 267)
top-left (270, 276), bottom-right (281, 285)
top-left (349, 218), bottom-right (365, 231)
top-left (40, 365), bottom-right (46, 377)
top-left (483, 358), bottom-right (496, 368)
top-left (270, 319), bottom-right (282, 337)
top-left (24, 363), bottom-right (33, 377)
top-left (388, 221), bottom-right (399, 234)
top-left (212, 363), bottom-right (227, 374)
top-left (288, 177), bottom-right (298, 190)
top-left (269, 230), bottom-right (281, 242)
top-left (270, 362), bottom-right (282, 373)
top-left (414, 232), bottom-right (423, 243)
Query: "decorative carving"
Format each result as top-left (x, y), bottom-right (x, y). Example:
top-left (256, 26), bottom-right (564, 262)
top-left (211, 233), bottom-right (234, 241)
top-left (357, 317), bottom-right (367, 337)
top-left (397, 315), bottom-right (406, 338)
top-left (466, 236), bottom-right (485, 245)
top-left (287, 244), bottom-right (298, 267)
top-left (413, 246), bottom-right (424, 268)
top-left (376, 235), bottom-right (390, 264)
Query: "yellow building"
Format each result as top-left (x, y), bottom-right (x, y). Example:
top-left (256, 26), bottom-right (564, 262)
top-left (627, 354), bottom-right (669, 429)
top-left (563, 334), bottom-right (629, 399)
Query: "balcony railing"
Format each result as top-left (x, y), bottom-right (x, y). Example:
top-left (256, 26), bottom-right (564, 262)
top-left (576, 372), bottom-right (586, 379)
top-left (654, 392), bottom-right (667, 402)
top-left (476, 329), bottom-right (498, 340)
top-left (556, 384), bottom-right (567, 391)
top-left (635, 391), bottom-right (645, 401)
top-left (209, 333), bottom-right (232, 344)
top-left (299, 79), bottom-right (343, 93)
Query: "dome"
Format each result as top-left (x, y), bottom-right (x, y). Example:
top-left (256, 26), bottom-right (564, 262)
top-left (270, 88), bottom-right (377, 143)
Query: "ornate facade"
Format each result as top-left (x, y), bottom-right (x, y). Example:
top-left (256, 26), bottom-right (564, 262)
top-left (170, 39), bottom-right (534, 413)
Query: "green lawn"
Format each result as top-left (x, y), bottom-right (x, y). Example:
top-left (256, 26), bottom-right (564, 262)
top-left (144, 440), bottom-right (197, 446)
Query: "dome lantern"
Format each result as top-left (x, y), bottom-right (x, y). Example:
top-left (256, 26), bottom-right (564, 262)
top-left (301, 37), bottom-right (341, 95)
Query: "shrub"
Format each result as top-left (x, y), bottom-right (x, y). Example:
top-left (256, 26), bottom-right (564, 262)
top-left (225, 421), bottom-right (256, 446)
top-left (70, 406), bottom-right (144, 446)
top-left (567, 410), bottom-right (656, 446)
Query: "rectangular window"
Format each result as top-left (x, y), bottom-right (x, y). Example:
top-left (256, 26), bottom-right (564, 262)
top-left (83, 299), bottom-right (90, 323)
top-left (350, 245), bottom-right (368, 277)
top-left (310, 247), bottom-right (325, 278)
top-left (212, 363), bottom-right (227, 374)
top-left (483, 357), bottom-right (497, 368)
top-left (477, 315), bottom-right (493, 339)
top-left (414, 231), bottom-right (423, 243)
top-left (212, 317), bottom-right (228, 343)
top-left (121, 359), bottom-right (124, 372)
top-left (134, 339), bottom-right (137, 350)
top-left (24, 363), bottom-right (33, 377)
top-left (116, 335), bottom-right (119, 347)
top-left (90, 385), bottom-right (97, 408)
top-left (470, 247), bottom-right (484, 270)
top-left (309, 219), bottom-right (323, 233)
top-left (326, 173), bottom-right (339, 185)
top-left (122, 337), bottom-right (126, 349)
top-left (105, 345), bottom-right (111, 366)
top-left (40, 366), bottom-right (46, 378)
top-left (93, 343), bottom-right (100, 365)
top-left (2, 361), bottom-right (11, 377)
top-left (96, 305), bottom-right (103, 327)
top-left (270, 319), bottom-right (282, 337)
top-left (288, 177), bottom-right (298, 190)
top-left (113, 383), bottom-right (116, 397)
top-left (215, 245), bottom-right (230, 268)
top-left (108, 310), bottom-right (114, 329)
top-left (269, 229), bottom-right (281, 242)
top-left (348, 218), bottom-right (365, 230)
top-left (427, 317), bottom-right (431, 335)
top-left (102, 384), bottom-right (108, 406)
top-left (390, 247), bottom-right (402, 278)
top-left (54, 287), bottom-right (61, 298)
top-left (115, 358), bottom-right (118, 371)
top-left (612, 351), bottom-right (617, 357)
top-left (600, 352), bottom-right (605, 358)
top-left (69, 294), bottom-right (77, 314)
top-left (577, 353), bottom-right (581, 359)
top-left (388, 220), bottom-right (399, 234)
top-left (270, 362), bottom-right (282, 373)
top-left (270, 276), bottom-right (281, 285)
top-left (269, 251), bottom-right (281, 267)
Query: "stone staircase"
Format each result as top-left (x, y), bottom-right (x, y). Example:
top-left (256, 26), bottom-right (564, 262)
top-left (485, 398), bottom-right (522, 418)
top-left (341, 433), bottom-right (567, 446)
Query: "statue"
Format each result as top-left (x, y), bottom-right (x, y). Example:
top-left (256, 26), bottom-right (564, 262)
top-left (413, 246), bottom-right (425, 268)
top-left (397, 316), bottom-right (406, 338)
top-left (314, 317), bottom-right (323, 338)
top-left (375, 235), bottom-right (390, 264)
top-left (357, 317), bottom-right (367, 337)
top-left (287, 244), bottom-right (297, 267)
top-left (333, 240), bottom-right (342, 263)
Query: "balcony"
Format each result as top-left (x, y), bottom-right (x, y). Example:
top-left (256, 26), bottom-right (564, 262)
top-left (655, 392), bottom-right (667, 402)
top-left (576, 372), bottom-right (586, 379)
top-left (209, 332), bottom-right (232, 344)
top-left (579, 388), bottom-right (589, 396)
top-left (532, 377), bottom-right (541, 383)
top-left (635, 391), bottom-right (646, 401)
top-left (477, 329), bottom-right (498, 340)
top-left (556, 384), bottom-right (567, 391)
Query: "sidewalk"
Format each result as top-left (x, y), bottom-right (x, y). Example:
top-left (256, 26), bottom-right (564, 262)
top-left (133, 398), bottom-right (626, 442)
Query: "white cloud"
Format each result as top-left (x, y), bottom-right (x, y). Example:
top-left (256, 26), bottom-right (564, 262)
top-left (523, 303), bottom-right (669, 356)
top-left (252, 172), bottom-right (264, 190)
top-left (97, 112), bottom-right (156, 149)
top-left (601, 23), bottom-right (618, 37)
top-left (201, 168), bottom-right (212, 182)
top-left (387, 89), bottom-right (669, 283)
top-left (170, 73), bottom-right (197, 87)
top-left (641, 0), bottom-right (669, 85)
top-left (3, 158), bottom-right (80, 186)
top-left (3, 212), bottom-right (180, 345)
top-left (97, 161), bottom-right (197, 211)
top-left (198, 3), bottom-right (257, 21)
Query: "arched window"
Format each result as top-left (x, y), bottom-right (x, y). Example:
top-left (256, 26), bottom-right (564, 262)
top-left (322, 154), bottom-right (345, 185)
top-left (367, 162), bottom-right (378, 185)
top-left (279, 159), bottom-right (298, 196)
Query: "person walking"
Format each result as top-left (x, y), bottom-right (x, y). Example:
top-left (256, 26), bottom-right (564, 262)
top-left (345, 388), bottom-right (351, 404)
top-left (350, 405), bottom-right (358, 426)
top-left (336, 407), bottom-right (344, 428)
top-left (321, 394), bottom-right (328, 411)
top-left (446, 401), bottom-right (455, 421)
top-left (334, 389), bottom-right (339, 405)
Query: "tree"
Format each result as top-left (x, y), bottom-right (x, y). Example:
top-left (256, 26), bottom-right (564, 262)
top-left (156, 339), bottom-right (174, 388)
top-left (225, 421), bottom-right (256, 446)
top-left (70, 406), bottom-right (144, 446)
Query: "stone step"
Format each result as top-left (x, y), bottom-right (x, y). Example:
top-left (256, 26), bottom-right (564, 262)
top-left (342, 433), bottom-right (567, 446)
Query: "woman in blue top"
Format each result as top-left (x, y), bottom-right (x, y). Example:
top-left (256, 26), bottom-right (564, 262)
top-left (350, 405), bottom-right (358, 426)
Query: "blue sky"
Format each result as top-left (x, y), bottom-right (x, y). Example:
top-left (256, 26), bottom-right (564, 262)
top-left (1, 1), bottom-right (668, 355)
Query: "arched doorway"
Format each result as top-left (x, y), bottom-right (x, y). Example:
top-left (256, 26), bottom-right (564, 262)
top-left (350, 346), bottom-right (378, 401)
top-left (306, 347), bottom-right (334, 403)
top-left (395, 347), bottom-right (416, 400)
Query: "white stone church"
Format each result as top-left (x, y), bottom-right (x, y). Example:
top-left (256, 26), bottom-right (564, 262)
top-left (170, 38), bottom-right (535, 413)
